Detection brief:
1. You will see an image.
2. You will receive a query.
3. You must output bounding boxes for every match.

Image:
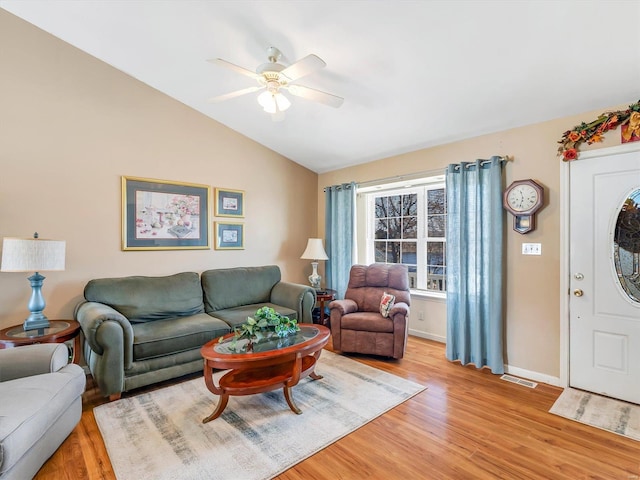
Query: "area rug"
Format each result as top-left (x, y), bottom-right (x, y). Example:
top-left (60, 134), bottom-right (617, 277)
top-left (93, 350), bottom-right (426, 480)
top-left (549, 387), bottom-right (640, 441)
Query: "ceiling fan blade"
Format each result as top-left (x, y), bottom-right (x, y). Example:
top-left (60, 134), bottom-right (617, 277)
top-left (207, 58), bottom-right (259, 79)
top-left (207, 86), bottom-right (262, 103)
top-left (280, 54), bottom-right (326, 81)
top-left (286, 84), bottom-right (344, 108)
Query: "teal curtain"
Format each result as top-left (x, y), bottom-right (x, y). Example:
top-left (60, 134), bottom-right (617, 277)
top-left (445, 157), bottom-right (505, 374)
top-left (325, 182), bottom-right (356, 299)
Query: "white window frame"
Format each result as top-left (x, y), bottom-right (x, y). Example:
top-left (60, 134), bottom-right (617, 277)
top-left (360, 175), bottom-right (446, 298)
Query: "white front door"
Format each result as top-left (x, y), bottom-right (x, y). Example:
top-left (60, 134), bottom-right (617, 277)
top-left (569, 147), bottom-right (640, 404)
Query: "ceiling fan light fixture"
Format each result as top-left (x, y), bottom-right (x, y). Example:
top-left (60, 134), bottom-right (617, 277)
top-left (257, 91), bottom-right (291, 114)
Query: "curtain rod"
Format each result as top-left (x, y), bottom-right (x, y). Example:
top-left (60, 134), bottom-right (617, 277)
top-left (450, 155), bottom-right (512, 171)
top-left (355, 155), bottom-right (512, 189)
top-left (323, 181), bottom-right (356, 192)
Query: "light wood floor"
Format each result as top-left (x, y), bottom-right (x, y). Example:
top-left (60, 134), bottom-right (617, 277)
top-left (36, 336), bottom-right (640, 479)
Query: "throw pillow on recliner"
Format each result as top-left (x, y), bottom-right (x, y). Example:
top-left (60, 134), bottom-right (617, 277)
top-left (380, 292), bottom-right (396, 318)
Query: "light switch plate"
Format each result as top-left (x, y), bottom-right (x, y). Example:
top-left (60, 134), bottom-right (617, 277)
top-left (522, 243), bottom-right (542, 255)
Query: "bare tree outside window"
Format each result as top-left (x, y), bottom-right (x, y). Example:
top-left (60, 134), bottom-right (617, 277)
top-left (369, 183), bottom-right (446, 293)
top-left (426, 188), bottom-right (446, 292)
top-left (374, 193), bottom-right (418, 283)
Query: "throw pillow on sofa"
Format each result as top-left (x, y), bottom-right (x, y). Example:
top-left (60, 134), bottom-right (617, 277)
top-left (380, 292), bottom-right (396, 318)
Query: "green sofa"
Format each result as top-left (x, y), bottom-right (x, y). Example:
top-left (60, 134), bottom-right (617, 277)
top-left (75, 265), bottom-right (316, 400)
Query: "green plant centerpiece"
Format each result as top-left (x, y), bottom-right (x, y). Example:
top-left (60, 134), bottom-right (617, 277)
top-left (220, 306), bottom-right (300, 352)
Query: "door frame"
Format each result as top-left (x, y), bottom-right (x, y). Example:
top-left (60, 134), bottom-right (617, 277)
top-left (560, 141), bottom-right (640, 388)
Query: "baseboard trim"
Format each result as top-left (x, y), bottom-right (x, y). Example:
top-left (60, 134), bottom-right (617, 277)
top-left (504, 364), bottom-right (561, 387)
top-left (408, 330), bottom-right (445, 343)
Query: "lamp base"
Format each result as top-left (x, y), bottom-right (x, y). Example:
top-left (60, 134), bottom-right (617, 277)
top-left (23, 314), bottom-right (50, 332)
top-left (23, 272), bottom-right (50, 331)
top-left (308, 261), bottom-right (322, 290)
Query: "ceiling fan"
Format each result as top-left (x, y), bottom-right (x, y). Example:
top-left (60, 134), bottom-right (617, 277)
top-left (207, 46), bottom-right (344, 121)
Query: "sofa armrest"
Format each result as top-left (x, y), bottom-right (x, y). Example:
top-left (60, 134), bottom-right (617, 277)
top-left (328, 299), bottom-right (358, 315)
top-left (75, 301), bottom-right (134, 369)
top-left (270, 282), bottom-right (317, 324)
top-left (0, 343), bottom-right (70, 382)
top-left (328, 299), bottom-right (358, 351)
top-left (391, 302), bottom-right (409, 359)
top-left (389, 301), bottom-right (409, 319)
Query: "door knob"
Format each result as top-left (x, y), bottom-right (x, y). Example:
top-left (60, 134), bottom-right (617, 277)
top-left (574, 289), bottom-right (584, 297)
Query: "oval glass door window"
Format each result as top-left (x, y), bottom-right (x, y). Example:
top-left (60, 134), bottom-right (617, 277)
top-left (614, 188), bottom-right (640, 303)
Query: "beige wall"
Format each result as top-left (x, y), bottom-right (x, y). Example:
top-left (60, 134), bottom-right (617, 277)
top-left (319, 104), bottom-right (628, 380)
top-left (0, 11), bottom-right (318, 329)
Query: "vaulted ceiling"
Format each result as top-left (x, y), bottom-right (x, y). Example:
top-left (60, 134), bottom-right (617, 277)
top-left (1, 0), bottom-right (639, 173)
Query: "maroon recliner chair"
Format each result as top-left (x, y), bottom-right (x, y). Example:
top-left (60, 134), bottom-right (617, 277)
top-left (329, 263), bottom-right (410, 359)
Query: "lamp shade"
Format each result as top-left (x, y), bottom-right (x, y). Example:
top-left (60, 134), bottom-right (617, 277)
top-left (257, 91), bottom-right (291, 113)
top-left (300, 238), bottom-right (329, 261)
top-left (1, 237), bottom-right (66, 272)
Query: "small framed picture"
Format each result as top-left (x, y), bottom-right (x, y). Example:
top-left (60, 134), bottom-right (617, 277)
top-left (214, 222), bottom-right (244, 250)
top-left (215, 188), bottom-right (244, 217)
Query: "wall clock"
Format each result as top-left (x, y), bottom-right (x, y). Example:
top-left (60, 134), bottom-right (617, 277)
top-left (503, 179), bottom-right (544, 234)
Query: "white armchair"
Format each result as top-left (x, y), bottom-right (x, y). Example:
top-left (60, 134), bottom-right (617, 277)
top-left (0, 344), bottom-right (86, 479)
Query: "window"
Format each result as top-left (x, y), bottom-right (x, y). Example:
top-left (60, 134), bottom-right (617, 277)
top-left (363, 177), bottom-right (446, 294)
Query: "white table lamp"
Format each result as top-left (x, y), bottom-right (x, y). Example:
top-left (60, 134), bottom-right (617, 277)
top-left (300, 238), bottom-right (329, 290)
top-left (1, 233), bottom-right (66, 331)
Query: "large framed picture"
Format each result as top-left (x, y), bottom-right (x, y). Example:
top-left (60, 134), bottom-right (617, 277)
top-left (214, 222), bottom-right (244, 250)
top-left (122, 176), bottom-right (211, 250)
top-left (215, 188), bottom-right (244, 217)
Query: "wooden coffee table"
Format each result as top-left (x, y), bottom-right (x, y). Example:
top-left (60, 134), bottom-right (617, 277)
top-left (200, 324), bottom-right (330, 423)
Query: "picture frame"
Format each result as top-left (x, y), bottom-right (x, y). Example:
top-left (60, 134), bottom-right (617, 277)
top-left (214, 222), bottom-right (244, 250)
top-left (215, 188), bottom-right (245, 217)
top-left (122, 176), bottom-right (211, 250)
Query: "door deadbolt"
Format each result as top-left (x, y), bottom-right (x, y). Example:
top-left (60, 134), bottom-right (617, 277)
top-left (574, 273), bottom-right (584, 280)
top-left (574, 289), bottom-right (584, 297)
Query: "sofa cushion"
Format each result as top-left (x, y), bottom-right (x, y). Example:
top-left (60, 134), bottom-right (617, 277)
top-left (0, 365), bottom-right (85, 475)
top-left (201, 266), bottom-right (281, 312)
top-left (84, 272), bottom-right (205, 323)
top-left (212, 303), bottom-right (297, 329)
top-left (341, 312), bottom-right (395, 333)
top-left (132, 313), bottom-right (230, 361)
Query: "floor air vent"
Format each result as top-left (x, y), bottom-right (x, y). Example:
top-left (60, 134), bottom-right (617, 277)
top-left (500, 374), bottom-right (538, 389)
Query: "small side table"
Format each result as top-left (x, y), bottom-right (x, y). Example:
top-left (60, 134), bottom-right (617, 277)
top-left (315, 289), bottom-right (336, 326)
top-left (0, 320), bottom-right (81, 364)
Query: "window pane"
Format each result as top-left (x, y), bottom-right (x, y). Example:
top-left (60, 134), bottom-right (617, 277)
top-left (388, 195), bottom-right (401, 217)
top-left (403, 194), bottom-right (418, 216)
top-left (386, 241), bottom-right (401, 263)
top-left (387, 217), bottom-right (402, 239)
top-left (614, 189), bottom-right (640, 303)
top-left (375, 219), bottom-right (388, 239)
top-left (426, 241), bottom-right (446, 291)
top-left (427, 266), bottom-right (446, 291)
top-left (428, 188), bottom-right (445, 214)
top-left (375, 197), bottom-right (387, 219)
top-left (427, 242), bottom-right (445, 266)
top-left (428, 215), bottom-right (445, 237)
top-left (403, 216), bottom-right (417, 238)
top-left (401, 242), bottom-right (417, 267)
top-left (374, 241), bottom-right (386, 262)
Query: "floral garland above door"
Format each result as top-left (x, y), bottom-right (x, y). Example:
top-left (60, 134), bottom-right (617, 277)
top-left (557, 99), bottom-right (640, 161)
